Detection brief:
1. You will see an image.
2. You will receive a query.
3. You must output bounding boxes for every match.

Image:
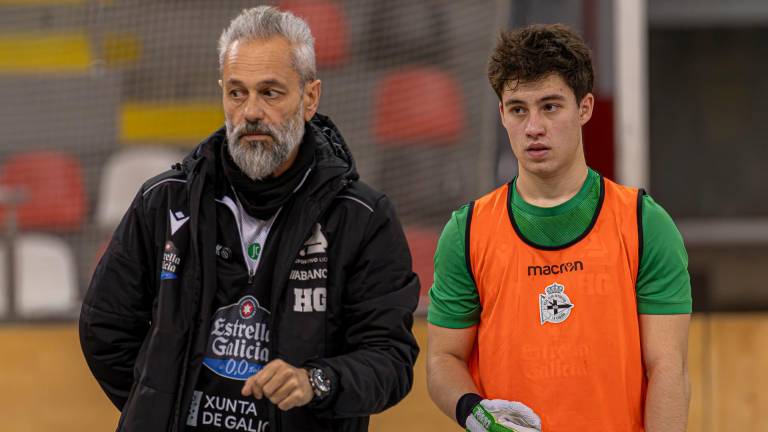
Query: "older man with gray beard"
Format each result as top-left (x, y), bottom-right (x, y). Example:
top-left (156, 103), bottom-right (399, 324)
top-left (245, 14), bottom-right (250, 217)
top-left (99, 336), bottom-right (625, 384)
top-left (224, 96), bottom-right (304, 182)
top-left (80, 6), bottom-right (420, 432)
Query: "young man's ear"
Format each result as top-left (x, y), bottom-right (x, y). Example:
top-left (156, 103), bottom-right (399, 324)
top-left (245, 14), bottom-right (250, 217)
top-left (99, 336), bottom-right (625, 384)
top-left (579, 93), bottom-right (595, 126)
top-left (498, 100), bottom-right (510, 125)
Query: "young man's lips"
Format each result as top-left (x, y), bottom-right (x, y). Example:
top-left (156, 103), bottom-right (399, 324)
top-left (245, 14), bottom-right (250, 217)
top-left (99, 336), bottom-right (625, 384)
top-left (526, 145), bottom-right (550, 158)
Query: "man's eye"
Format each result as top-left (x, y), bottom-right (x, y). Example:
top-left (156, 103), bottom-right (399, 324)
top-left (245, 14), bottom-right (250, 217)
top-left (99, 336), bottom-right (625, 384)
top-left (511, 106), bottom-right (526, 115)
top-left (544, 104), bottom-right (559, 112)
top-left (229, 89), bottom-right (245, 98)
top-left (263, 89), bottom-right (281, 98)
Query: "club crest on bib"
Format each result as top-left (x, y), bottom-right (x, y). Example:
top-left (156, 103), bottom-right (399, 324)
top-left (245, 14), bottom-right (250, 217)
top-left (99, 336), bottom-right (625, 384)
top-left (539, 282), bottom-right (574, 324)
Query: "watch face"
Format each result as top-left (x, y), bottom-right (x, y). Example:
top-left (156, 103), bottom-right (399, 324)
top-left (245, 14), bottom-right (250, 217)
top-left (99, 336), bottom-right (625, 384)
top-left (312, 368), bottom-right (331, 394)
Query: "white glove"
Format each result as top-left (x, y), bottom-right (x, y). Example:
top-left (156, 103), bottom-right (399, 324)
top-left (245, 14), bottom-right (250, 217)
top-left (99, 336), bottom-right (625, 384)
top-left (465, 399), bottom-right (542, 432)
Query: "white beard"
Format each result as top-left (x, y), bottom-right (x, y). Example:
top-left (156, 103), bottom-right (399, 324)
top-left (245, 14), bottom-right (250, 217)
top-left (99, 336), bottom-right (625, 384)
top-left (226, 104), bottom-right (305, 180)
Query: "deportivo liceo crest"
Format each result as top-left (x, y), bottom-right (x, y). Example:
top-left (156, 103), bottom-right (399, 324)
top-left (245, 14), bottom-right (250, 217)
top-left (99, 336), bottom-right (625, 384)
top-left (539, 282), bottom-right (574, 325)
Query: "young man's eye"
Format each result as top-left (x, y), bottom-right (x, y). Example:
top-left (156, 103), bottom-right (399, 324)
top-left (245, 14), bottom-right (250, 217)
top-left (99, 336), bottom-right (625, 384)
top-left (544, 104), bottom-right (559, 112)
top-left (510, 106), bottom-right (526, 115)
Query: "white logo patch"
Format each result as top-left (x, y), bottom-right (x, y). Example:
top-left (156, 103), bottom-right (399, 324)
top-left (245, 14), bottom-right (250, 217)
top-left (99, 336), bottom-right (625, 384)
top-left (293, 288), bottom-right (327, 312)
top-left (299, 223), bottom-right (327, 256)
top-left (169, 209), bottom-right (190, 235)
top-left (539, 282), bottom-right (574, 324)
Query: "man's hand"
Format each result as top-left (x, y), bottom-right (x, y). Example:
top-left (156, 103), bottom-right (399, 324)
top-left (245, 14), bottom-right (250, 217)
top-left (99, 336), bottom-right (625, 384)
top-left (465, 399), bottom-right (542, 432)
top-left (241, 359), bottom-right (314, 411)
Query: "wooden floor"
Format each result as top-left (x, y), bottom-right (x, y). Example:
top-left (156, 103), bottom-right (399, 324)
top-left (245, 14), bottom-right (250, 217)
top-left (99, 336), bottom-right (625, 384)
top-left (1, 314), bottom-right (766, 431)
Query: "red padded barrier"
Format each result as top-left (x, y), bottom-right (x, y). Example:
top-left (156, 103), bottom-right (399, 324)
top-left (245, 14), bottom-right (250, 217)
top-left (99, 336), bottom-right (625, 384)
top-left (279, 0), bottom-right (348, 67)
top-left (0, 151), bottom-right (87, 231)
top-left (374, 67), bottom-right (465, 145)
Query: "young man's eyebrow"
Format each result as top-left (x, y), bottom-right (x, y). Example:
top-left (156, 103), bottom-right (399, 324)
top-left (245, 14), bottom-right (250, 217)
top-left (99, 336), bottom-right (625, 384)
top-left (503, 97), bottom-right (525, 107)
top-left (539, 94), bottom-right (567, 102)
top-left (503, 94), bottom-right (567, 107)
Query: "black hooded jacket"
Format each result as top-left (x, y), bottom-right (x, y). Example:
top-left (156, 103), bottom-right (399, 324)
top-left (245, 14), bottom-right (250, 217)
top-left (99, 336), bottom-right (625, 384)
top-left (79, 114), bottom-right (420, 431)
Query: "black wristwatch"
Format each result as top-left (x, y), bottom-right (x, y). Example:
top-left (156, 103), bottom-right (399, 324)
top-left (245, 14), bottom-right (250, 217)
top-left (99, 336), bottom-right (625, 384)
top-left (306, 367), bottom-right (331, 400)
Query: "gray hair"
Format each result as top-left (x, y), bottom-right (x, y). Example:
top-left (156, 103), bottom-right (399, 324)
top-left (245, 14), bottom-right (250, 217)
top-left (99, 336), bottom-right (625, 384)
top-left (218, 6), bottom-right (316, 83)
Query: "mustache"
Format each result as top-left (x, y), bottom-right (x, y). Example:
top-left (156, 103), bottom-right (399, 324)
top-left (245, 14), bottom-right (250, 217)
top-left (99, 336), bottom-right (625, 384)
top-left (234, 121), bottom-right (275, 140)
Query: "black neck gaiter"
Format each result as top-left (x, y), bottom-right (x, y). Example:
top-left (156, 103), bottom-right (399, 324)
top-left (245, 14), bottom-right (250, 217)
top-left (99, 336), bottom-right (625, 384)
top-left (221, 124), bottom-right (316, 220)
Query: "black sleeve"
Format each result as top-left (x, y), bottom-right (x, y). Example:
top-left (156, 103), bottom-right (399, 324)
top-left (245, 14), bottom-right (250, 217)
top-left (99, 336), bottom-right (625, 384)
top-left (79, 190), bottom-right (155, 410)
top-left (307, 194), bottom-right (420, 417)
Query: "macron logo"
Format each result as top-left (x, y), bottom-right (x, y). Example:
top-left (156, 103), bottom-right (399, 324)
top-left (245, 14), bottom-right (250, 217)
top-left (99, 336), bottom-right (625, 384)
top-left (527, 260), bottom-right (584, 277)
top-left (169, 210), bottom-right (190, 235)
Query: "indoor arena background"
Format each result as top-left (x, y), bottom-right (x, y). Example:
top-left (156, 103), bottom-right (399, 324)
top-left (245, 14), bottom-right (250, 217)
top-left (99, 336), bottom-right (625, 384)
top-left (1, 0), bottom-right (767, 431)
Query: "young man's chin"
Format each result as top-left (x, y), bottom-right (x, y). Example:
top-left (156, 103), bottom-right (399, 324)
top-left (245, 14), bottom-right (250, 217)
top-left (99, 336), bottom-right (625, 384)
top-left (520, 160), bottom-right (558, 177)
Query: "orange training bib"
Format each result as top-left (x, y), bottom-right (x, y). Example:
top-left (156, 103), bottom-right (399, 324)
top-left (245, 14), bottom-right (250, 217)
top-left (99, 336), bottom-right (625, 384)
top-left (467, 177), bottom-right (646, 432)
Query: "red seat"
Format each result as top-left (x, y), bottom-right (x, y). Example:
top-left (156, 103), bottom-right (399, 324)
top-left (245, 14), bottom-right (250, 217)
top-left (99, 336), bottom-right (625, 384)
top-left (404, 226), bottom-right (440, 299)
top-left (279, 0), bottom-right (348, 67)
top-left (0, 151), bottom-right (87, 231)
top-left (374, 67), bottom-right (465, 145)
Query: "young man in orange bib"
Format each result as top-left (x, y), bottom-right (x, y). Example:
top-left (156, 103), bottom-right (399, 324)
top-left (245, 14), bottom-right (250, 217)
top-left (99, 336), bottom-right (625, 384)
top-left (426, 24), bottom-right (691, 432)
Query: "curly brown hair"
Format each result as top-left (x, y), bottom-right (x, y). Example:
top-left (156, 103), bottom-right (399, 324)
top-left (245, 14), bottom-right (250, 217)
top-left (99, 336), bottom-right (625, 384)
top-left (488, 23), bottom-right (594, 102)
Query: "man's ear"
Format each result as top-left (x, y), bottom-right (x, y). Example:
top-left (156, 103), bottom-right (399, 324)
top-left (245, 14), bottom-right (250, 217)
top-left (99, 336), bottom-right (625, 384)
top-left (498, 101), bottom-right (507, 125)
top-left (579, 93), bottom-right (594, 126)
top-left (303, 79), bottom-right (322, 121)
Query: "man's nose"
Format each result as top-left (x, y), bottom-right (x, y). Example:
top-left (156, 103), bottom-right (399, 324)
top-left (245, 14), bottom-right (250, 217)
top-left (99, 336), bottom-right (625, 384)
top-left (243, 96), bottom-right (265, 123)
top-left (525, 112), bottom-right (546, 137)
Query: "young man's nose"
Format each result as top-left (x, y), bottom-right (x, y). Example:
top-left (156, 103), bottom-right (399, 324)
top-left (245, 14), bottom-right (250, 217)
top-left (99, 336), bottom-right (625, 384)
top-left (524, 112), bottom-right (546, 137)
